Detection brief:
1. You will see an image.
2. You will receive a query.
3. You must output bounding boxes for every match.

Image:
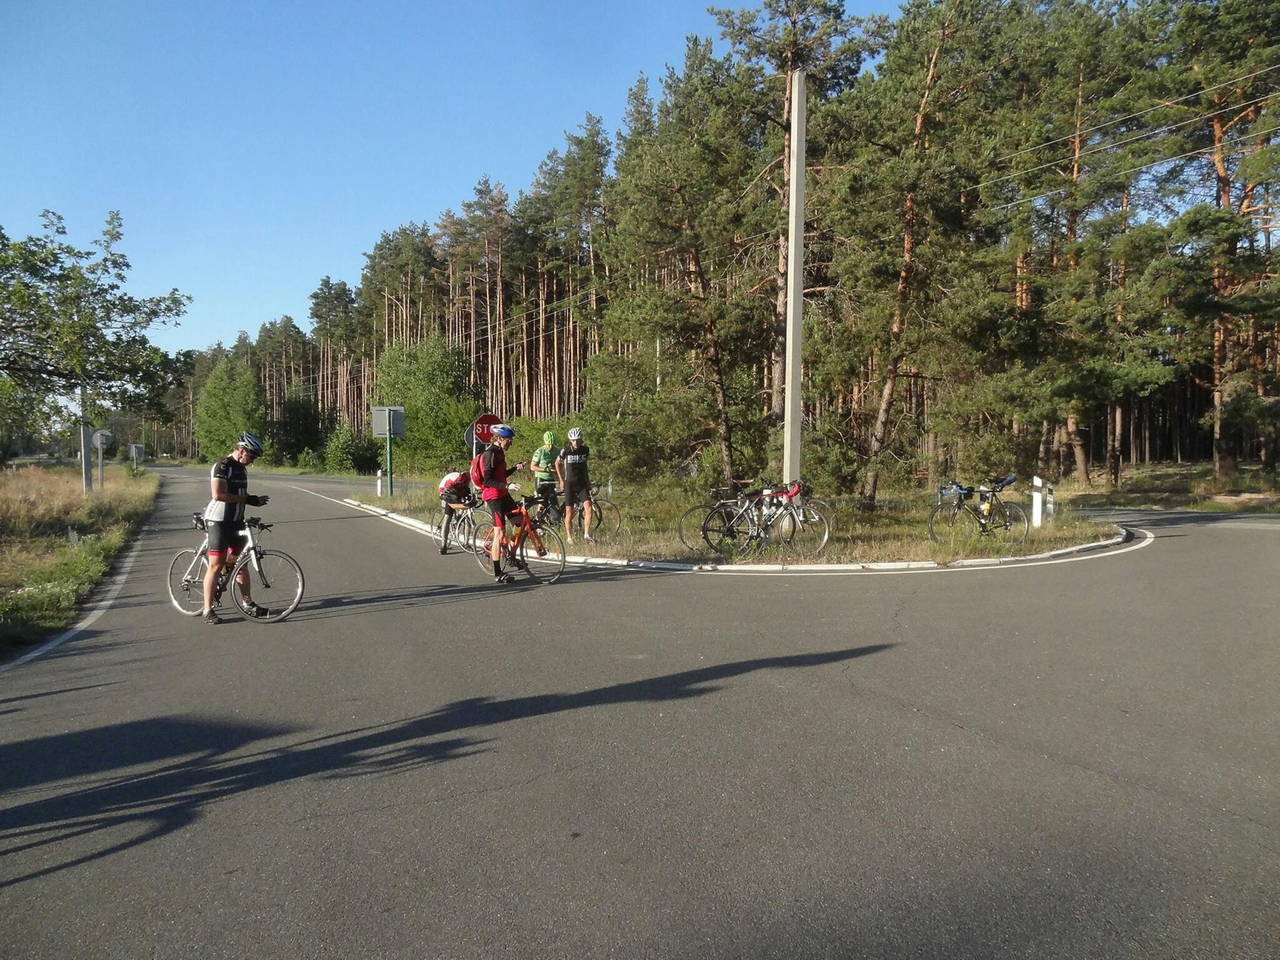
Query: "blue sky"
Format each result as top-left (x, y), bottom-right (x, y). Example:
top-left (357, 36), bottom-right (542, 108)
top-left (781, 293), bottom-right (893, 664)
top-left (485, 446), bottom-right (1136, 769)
top-left (3, 1), bottom-right (888, 356)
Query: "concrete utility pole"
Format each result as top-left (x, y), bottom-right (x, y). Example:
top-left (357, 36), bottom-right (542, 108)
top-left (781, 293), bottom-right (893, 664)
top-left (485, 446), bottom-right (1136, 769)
top-left (80, 383), bottom-right (93, 493)
top-left (782, 69), bottom-right (807, 485)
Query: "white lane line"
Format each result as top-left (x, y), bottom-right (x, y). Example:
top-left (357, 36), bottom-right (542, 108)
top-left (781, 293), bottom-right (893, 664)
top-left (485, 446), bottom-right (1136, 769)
top-left (693, 529), bottom-right (1154, 576)
top-left (0, 527), bottom-right (150, 676)
top-left (291, 482), bottom-right (1154, 578)
top-left (291, 485), bottom-right (437, 537)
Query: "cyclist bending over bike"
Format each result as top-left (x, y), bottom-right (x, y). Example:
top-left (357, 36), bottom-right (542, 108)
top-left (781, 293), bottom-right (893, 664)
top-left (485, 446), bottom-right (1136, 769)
top-left (436, 468), bottom-right (475, 555)
top-left (478, 424), bottom-right (527, 584)
top-left (201, 432), bottom-right (270, 624)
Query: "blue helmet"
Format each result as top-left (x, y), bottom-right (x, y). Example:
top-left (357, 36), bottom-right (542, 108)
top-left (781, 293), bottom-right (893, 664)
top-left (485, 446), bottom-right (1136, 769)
top-left (492, 423), bottom-right (515, 439)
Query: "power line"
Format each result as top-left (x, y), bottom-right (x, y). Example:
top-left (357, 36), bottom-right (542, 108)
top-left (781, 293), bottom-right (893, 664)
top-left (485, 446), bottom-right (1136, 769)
top-left (990, 123), bottom-right (1280, 212)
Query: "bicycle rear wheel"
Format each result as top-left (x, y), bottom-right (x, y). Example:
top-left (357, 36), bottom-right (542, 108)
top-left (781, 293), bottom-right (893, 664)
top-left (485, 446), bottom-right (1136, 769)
top-left (989, 501), bottom-right (1029, 545)
top-left (231, 549), bottom-right (305, 623)
top-left (166, 548), bottom-right (208, 616)
top-left (517, 526), bottom-right (566, 584)
top-left (927, 503), bottom-right (981, 548)
top-left (677, 504), bottom-right (714, 551)
top-left (702, 504), bottom-right (755, 555)
top-left (573, 498), bottom-right (621, 540)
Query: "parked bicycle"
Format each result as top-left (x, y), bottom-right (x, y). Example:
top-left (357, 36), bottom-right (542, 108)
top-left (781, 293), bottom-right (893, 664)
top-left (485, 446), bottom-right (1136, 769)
top-left (167, 514), bottom-right (305, 623)
top-left (927, 475), bottom-right (1028, 547)
top-left (468, 491), bottom-right (566, 584)
top-left (692, 479), bottom-right (829, 556)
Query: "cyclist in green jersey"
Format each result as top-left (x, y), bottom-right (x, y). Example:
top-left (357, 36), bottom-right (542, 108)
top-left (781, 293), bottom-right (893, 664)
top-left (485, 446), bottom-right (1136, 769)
top-left (530, 431), bottom-right (560, 520)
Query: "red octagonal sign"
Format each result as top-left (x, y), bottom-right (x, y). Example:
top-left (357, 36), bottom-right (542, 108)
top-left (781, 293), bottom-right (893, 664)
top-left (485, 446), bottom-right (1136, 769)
top-left (473, 413), bottom-right (501, 444)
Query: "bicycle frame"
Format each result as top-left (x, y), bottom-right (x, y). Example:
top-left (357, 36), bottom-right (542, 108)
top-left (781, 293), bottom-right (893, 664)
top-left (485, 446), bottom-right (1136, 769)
top-left (181, 514), bottom-right (267, 587)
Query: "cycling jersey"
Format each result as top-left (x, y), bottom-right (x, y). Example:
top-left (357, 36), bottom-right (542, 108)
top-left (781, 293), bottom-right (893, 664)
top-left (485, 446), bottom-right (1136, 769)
top-left (531, 445), bottom-right (557, 481)
top-left (438, 471), bottom-right (471, 497)
top-left (558, 443), bottom-right (590, 491)
top-left (203, 456), bottom-right (248, 524)
top-left (479, 444), bottom-right (511, 501)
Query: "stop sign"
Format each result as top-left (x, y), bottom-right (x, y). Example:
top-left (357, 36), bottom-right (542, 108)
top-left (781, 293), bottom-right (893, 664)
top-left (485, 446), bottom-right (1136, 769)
top-left (473, 413), bottom-right (501, 444)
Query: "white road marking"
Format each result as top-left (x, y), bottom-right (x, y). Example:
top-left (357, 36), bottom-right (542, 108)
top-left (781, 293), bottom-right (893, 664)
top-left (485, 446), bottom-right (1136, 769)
top-left (290, 482), bottom-right (1155, 578)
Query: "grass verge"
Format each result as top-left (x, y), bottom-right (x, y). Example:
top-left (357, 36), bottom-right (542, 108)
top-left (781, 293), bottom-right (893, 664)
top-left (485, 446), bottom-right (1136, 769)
top-left (1056, 461), bottom-right (1280, 512)
top-left (371, 482), bottom-right (1116, 566)
top-left (0, 465), bottom-right (159, 649)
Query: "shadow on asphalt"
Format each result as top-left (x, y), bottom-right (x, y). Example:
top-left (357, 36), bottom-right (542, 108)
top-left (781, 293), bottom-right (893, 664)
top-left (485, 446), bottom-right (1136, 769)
top-left (0, 643), bottom-right (893, 887)
top-left (0, 683), bottom-right (120, 709)
top-left (286, 567), bottom-right (671, 622)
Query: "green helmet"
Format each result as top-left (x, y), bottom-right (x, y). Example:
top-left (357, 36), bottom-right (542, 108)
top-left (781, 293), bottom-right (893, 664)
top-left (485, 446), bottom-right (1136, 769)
top-left (543, 431), bottom-right (557, 445)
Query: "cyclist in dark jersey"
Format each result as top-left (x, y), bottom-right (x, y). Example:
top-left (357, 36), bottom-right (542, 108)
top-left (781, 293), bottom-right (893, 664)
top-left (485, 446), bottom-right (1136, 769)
top-left (556, 426), bottom-right (593, 544)
top-left (201, 432), bottom-right (270, 623)
top-left (479, 424), bottom-right (526, 583)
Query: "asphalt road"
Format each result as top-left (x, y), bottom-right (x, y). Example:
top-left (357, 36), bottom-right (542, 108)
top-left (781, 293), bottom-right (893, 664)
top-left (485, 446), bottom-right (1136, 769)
top-left (2, 468), bottom-right (1277, 959)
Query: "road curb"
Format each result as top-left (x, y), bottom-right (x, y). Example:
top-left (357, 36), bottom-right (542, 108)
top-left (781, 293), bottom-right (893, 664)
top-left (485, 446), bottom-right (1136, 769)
top-left (341, 498), bottom-right (1134, 575)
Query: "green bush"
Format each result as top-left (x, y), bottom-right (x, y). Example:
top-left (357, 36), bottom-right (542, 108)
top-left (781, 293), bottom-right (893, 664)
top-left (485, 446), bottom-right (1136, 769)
top-left (324, 422), bottom-right (380, 474)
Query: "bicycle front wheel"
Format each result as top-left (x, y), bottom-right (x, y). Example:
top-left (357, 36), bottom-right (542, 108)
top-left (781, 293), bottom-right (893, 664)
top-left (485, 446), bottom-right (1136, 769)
top-left (989, 501), bottom-right (1029, 545)
top-left (232, 549), bottom-right (305, 623)
top-left (677, 504), bottom-right (715, 551)
top-left (166, 548), bottom-right (208, 616)
top-left (470, 512), bottom-right (500, 574)
top-left (518, 525), bottom-right (566, 584)
top-left (927, 503), bottom-right (981, 548)
top-left (778, 504), bottom-right (830, 556)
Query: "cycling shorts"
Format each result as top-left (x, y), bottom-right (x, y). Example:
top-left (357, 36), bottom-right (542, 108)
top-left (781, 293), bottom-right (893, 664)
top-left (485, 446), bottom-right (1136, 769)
top-left (564, 485), bottom-right (592, 507)
top-left (441, 490), bottom-right (474, 507)
top-left (206, 521), bottom-right (247, 556)
top-left (484, 493), bottom-right (520, 525)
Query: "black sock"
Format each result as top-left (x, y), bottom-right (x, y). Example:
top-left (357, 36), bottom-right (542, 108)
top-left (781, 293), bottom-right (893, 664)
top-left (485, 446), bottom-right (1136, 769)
top-left (492, 560), bottom-right (501, 575)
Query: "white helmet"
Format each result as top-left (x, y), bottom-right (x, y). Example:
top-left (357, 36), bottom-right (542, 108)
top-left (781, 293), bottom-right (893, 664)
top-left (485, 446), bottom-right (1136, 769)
top-left (567, 427), bottom-right (583, 441)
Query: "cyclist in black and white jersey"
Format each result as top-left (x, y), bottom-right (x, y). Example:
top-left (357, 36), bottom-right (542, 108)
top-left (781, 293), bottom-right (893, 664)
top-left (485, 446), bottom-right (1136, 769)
top-left (201, 432), bottom-right (270, 624)
top-left (556, 426), bottom-right (593, 544)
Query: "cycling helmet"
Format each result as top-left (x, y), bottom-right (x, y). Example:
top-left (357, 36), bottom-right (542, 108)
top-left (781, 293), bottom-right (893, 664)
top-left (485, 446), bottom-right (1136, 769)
top-left (543, 431), bottom-right (557, 445)
top-left (236, 432), bottom-right (264, 456)
top-left (492, 423), bottom-right (515, 439)
top-left (567, 427), bottom-right (583, 441)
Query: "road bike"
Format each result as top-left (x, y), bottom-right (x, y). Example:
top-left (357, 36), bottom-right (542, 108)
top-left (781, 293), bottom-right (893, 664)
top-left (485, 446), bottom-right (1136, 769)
top-left (432, 500), bottom-right (480, 554)
top-left (676, 481), bottom-right (747, 552)
top-left (166, 514), bottom-right (305, 623)
top-left (698, 479), bottom-right (829, 556)
top-left (927, 475), bottom-right (1028, 547)
top-left (468, 492), bottom-right (566, 584)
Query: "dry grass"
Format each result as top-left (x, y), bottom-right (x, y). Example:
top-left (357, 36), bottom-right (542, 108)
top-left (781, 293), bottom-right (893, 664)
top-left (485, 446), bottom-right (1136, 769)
top-left (1, 465), bottom-right (159, 646)
top-left (1057, 461), bottom-right (1280, 512)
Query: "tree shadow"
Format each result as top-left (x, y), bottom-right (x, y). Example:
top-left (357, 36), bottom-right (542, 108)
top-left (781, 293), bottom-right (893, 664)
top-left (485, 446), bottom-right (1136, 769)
top-left (0, 643), bottom-right (893, 887)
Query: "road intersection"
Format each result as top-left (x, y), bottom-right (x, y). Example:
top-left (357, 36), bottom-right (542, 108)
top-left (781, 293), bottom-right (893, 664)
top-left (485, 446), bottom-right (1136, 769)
top-left (2, 467), bottom-right (1276, 958)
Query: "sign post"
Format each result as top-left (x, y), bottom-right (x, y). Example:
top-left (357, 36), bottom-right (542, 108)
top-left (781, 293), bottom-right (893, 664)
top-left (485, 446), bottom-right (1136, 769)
top-left (128, 443), bottom-right (144, 470)
top-left (371, 407), bottom-right (405, 496)
top-left (91, 430), bottom-right (113, 490)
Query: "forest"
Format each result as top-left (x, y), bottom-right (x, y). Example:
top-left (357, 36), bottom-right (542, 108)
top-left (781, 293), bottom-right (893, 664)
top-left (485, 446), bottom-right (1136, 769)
top-left (13, 0), bottom-right (1278, 500)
